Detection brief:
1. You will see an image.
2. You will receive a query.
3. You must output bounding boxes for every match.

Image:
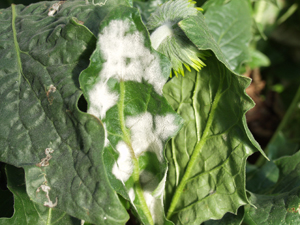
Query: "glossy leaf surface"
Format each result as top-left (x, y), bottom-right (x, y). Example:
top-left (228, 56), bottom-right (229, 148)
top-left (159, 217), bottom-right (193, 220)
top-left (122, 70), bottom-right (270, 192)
top-left (0, 2), bottom-right (128, 224)
top-left (203, 0), bottom-right (252, 72)
top-left (179, 13), bottom-right (233, 73)
top-left (80, 5), bottom-right (182, 225)
top-left (163, 56), bottom-right (263, 224)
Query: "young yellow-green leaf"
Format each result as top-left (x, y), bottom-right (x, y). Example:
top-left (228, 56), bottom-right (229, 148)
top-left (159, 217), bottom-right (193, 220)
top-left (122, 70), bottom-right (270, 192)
top-left (163, 56), bottom-right (262, 224)
top-left (0, 2), bottom-right (128, 224)
top-left (80, 5), bottom-right (182, 225)
top-left (244, 150), bottom-right (300, 225)
top-left (0, 165), bottom-right (81, 225)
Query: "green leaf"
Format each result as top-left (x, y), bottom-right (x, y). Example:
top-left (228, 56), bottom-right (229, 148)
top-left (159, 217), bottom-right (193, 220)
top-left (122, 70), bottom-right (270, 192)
top-left (204, 206), bottom-right (244, 225)
top-left (247, 49), bottom-right (270, 69)
top-left (0, 165), bottom-right (81, 224)
top-left (194, 0), bottom-right (252, 73)
top-left (133, 0), bottom-right (169, 23)
top-left (0, 2), bottom-right (128, 224)
top-left (244, 150), bottom-right (300, 225)
top-left (80, 5), bottom-right (182, 225)
top-left (246, 161), bottom-right (279, 194)
top-left (201, 0), bottom-right (232, 11)
top-left (163, 56), bottom-right (265, 224)
top-left (252, 0), bottom-right (278, 7)
top-left (147, 0), bottom-right (207, 77)
top-left (179, 13), bottom-right (234, 73)
top-left (147, 0), bottom-right (199, 31)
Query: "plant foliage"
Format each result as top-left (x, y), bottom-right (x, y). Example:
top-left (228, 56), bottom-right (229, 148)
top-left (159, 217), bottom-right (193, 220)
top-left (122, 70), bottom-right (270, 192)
top-left (0, 0), bottom-right (299, 224)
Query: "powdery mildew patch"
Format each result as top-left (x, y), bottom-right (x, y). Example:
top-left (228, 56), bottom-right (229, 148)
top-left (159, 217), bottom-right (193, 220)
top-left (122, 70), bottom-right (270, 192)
top-left (140, 171), bottom-right (164, 225)
top-left (98, 20), bottom-right (165, 94)
top-left (87, 19), bottom-right (168, 120)
top-left (112, 141), bottom-right (133, 182)
top-left (127, 112), bottom-right (178, 162)
top-left (103, 123), bottom-right (110, 147)
top-left (87, 82), bottom-right (118, 119)
top-left (112, 112), bottom-right (179, 183)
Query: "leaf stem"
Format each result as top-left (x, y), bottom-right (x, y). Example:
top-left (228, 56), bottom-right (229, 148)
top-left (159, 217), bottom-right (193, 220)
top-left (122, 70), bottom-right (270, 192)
top-left (11, 4), bottom-right (23, 78)
top-left (118, 81), bottom-right (154, 225)
top-left (46, 208), bottom-right (53, 225)
top-left (166, 73), bottom-right (224, 219)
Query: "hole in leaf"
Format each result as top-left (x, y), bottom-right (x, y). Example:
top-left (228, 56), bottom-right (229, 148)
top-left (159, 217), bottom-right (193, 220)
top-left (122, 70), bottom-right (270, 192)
top-left (0, 163), bottom-right (15, 218)
top-left (78, 94), bottom-right (88, 112)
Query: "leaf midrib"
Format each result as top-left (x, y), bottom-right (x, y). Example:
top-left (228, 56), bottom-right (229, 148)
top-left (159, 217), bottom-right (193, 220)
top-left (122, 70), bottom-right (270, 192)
top-left (166, 68), bottom-right (226, 219)
top-left (118, 81), bottom-right (154, 225)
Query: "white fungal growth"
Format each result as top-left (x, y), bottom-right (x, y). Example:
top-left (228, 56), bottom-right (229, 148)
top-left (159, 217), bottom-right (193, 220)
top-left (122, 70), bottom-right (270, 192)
top-left (36, 148), bottom-right (54, 167)
top-left (36, 184), bottom-right (58, 208)
top-left (112, 112), bottom-right (178, 182)
top-left (127, 112), bottom-right (178, 162)
top-left (150, 22), bottom-right (173, 50)
top-left (152, 170), bottom-right (168, 198)
top-left (140, 171), bottom-right (164, 225)
top-left (48, 1), bottom-right (63, 16)
top-left (98, 20), bottom-right (165, 94)
top-left (154, 114), bottom-right (180, 141)
top-left (112, 141), bottom-right (133, 182)
top-left (128, 188), bottom-right (135, 202)
top-left (87, 81), bottom-right (118, 119)
top-left (85, 0), bottom-right (107, 6)
top-left (87, 19), bottom-right (167, 119)
top-left (103, 123), bottom-right (110, 147)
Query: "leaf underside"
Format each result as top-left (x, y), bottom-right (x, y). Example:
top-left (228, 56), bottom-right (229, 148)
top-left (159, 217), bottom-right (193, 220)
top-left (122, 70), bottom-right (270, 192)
top-left (163, 56), bottom-right (260, 224)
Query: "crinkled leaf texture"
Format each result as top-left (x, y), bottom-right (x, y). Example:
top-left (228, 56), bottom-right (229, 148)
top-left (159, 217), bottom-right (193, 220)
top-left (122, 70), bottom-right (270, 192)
top-left (245, 150), bottom-right (300, 225)
top-left (163, 56), bottom-right (262, 224)
top-left (0, 2), bottom-right (128, 224)
top-left (80, 5), bottom-right (182, 225)
top-left (0, 165), bottom-right (81, 225)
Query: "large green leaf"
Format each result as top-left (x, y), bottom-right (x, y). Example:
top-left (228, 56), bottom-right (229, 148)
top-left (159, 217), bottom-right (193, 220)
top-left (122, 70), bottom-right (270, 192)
top-left (163, 56), bottom-right (264, 224)
top-left (244, 150), bottom-right (300, 225)
top-left (0, 165), bottom-right (81, 224)
top-left (0, 2), bottom-right (128, 224)
top-left (246, 161), bottom-right (279, 194)
top-left (179, 13), bottom-right (234, 73)
top-left (199, 0), bottom-right (252, 72)
top-left (204, 207), bottom-right (244, 225)
top-left (80, 5), bottom-right (182, 225)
